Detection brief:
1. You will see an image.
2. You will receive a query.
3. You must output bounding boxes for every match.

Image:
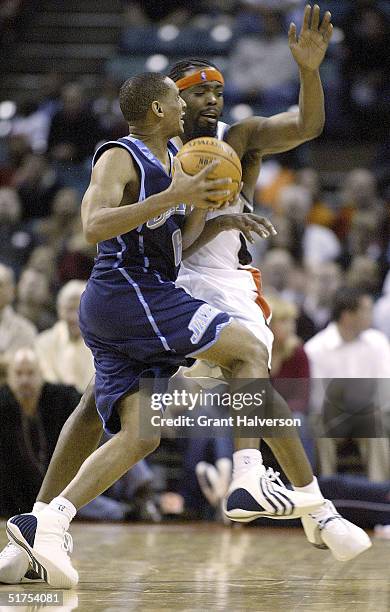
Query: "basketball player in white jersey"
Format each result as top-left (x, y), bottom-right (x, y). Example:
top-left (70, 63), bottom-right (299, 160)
top-left (170, 5), bottom-right (370, 560)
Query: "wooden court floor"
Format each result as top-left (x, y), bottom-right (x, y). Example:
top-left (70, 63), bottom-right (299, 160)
top-left (0, 521), bottom-right (388, 611)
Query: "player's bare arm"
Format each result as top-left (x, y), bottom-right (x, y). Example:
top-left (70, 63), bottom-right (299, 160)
top-left (82, 149), bottom-right (233, 244)
top-left (183, 207), bottom-right (276, 258)
top-left (225, 5), bottom-right (333, 159)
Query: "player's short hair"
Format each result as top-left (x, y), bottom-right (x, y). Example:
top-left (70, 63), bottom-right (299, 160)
top-left (331, 287), bottom-right (369, 322)
top-left (119, 72), bottom-right (171, 123)
top-left (167, 58), bottom-right (220, 83)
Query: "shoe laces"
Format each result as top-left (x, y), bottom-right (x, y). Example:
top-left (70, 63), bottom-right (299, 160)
top-left (263, 467), bottom-right (284, 488)
top-left (310, 500), bottom-right (341, 527)
top-left (0, 542), bottom-right (21, 559)
top-left (61, 531), bottom-right (73, 554)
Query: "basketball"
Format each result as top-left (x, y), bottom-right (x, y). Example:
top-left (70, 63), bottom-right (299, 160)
top-left (176, 137), bottom-right (242, 201)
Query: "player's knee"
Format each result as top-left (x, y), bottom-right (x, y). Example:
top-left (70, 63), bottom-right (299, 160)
top-left (74, 385), bottom-right (101, 430)
top-left (237, 334), bottom-right (269, 370)
top-left (138, 435), bottom-right (161, 457)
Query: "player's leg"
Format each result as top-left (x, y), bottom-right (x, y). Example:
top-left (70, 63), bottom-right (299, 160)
top-left (6, 390), bottom-right (160, 588)
top-left (0, 378), bottom-right (103, 585)
top-left (60, 391), bottom-right (160, 509)
top-left (196, 321), bottom-right (372, 557)
top-left (194, 320), bottom-right (324, 520)
top-left (37, 377), bottom-right (102, 504)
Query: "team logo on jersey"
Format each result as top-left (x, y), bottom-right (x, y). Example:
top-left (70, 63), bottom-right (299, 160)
top-left (188, 304), bottom-right (221, 344)
top-left (147, 203), bottom-right (186, 229)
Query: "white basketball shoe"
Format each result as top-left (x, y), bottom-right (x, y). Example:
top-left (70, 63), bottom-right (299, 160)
top-left (301, 500), bottom-right (372, 561)
top-left (7, 512), bottom-right (78, 589)
top-left (0, 542), bottom-right (30, 584)
top-left (223, 464), bottom-right (324, 522)
top-left (0, 540), bottom-right (47, 584)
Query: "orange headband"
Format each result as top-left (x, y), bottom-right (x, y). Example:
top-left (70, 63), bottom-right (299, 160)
top-left (176, 68), bottom-right (224, 91)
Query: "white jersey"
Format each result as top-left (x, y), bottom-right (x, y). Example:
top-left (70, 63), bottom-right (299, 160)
top-left (176, 122), bottom-right (274, 368)
top-left (180, 121), bottom-right (243, 272)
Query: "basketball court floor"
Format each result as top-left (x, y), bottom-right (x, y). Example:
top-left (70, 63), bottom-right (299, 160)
top-left (0, 522), bottom-right (388, 611)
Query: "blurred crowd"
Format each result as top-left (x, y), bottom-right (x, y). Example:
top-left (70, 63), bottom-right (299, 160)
top-left (0, 0), bottom-right (389, 525)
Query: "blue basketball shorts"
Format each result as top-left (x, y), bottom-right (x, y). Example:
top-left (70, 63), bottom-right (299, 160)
top-left (79, 268), bottom-right (232, 434)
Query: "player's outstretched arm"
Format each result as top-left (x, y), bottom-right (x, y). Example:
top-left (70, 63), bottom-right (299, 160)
top-left (226, 5), bottom-right (333, 159)
top-left (82, 150), bottom-right (232, 244)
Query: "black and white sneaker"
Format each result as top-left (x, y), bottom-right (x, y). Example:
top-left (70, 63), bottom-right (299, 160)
top-left (7, 512), bottom-right (78, 589)
top-left (223, 464), bottom-right (323, 522)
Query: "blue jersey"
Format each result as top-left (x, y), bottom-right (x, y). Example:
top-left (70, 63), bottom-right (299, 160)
top-left (91, 136), bottom-right (186, 282)
top-left (80, 135), bottom-right (232, 434)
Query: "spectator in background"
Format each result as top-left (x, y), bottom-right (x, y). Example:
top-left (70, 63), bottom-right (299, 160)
top-left (373, 271), bottom-right (390, 340)
top-left (334, 168), bottom-right (384, 242)
top-left (33, 187), bottom-right (95, 284)
top-left (227, 8), bottom-right (297, 112)
top-left (0, 348), bottom-right (80, 516)
top-left (269, 294), bottom-right (310, 400)
top-left (298, 262), bottom-right (343, 342)
top-left (16, 267), bottom-right (55, 332)
top-left (339, 210), bottom-right (383, 273)
top-left (260, 248), bottom-right (295, 298)
top-left (12, 153), bottom-right (61, 220)
top-left (341, 1), bottom-right (390, 140)
top-left (272, 184), bottom-right (341, 265)
top-left (0, 0), bottom-right (23, 45)
top-left (305, 287), bottom-right (390, 481)
top-left (35, 281), bottom-right (94, 394)
top-left (0, 187), bottom-right (35, 276)
top-left (34, 187), bottom-right (80, 249)
top-left (26, 245), bottom-right (57, 289)
top-left (11, 99), bottom-right (51, 154)
top-left (92, 77), bottom-right (128, 141)
top-left (0, 135), bottom-right (32, 188)
top-left (0, 264), bottom-right (37, 384)
top-left (268, 294), bottom-right (314, 465)
top-left (48, 82), bottom-right (104, 164)
top-left (0, 349), bottom-right (150, 523)
top-left (297, 167), bottom-right (336, 229)
top-left (346, 255), bottom-right (382, 297)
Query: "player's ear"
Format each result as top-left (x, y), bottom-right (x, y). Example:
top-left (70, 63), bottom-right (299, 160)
top-left (151, 100), bottom-right (164, 117)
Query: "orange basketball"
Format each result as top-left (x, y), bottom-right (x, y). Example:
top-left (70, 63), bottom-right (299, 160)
top-left (176, 137), bottom-right (242, 202)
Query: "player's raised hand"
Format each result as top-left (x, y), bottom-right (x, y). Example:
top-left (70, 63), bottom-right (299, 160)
top-left (213, 213), bottom-right (277, 242)
top-left (170, 158), bottom-right (234, 210)
top-left (288, 4), bottom-right (333, 71)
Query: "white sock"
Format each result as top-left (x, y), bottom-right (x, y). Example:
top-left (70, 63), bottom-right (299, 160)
top-left (46, 496), bottom-right (77, 526)
top-left (293, 476), bottom-right (324, 499)
top-left (32, 502), bottom-right (48, 514)
top-left (233, 449), bottom-right (262, 478)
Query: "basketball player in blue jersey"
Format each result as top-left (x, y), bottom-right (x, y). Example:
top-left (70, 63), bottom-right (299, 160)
top-left (0, 6), bottom-right (369, 586)
top-left (5, 72), bottom-right (323, 588)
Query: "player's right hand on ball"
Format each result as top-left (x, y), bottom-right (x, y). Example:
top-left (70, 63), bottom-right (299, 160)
top-left (170, 158), bottom-right (233, 209)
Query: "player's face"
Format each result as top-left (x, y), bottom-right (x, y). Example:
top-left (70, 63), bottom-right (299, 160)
top-left (179, 73), bottom-right (224, 139)
top-left (160, 78), bottom-right (187, 137)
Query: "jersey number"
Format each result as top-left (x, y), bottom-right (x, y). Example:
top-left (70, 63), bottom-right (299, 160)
top-left (172, 229), bottom-right (182, 267)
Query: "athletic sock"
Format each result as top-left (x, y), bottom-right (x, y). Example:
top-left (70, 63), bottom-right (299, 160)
top-left (32, 502), bottom-right (48, 514)
top-left (293, 475), bottom-right (323, 498)
top-left (45, 496), bottom-right (77, 527)
top-left (233, 449), bottom-right (262, 478)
